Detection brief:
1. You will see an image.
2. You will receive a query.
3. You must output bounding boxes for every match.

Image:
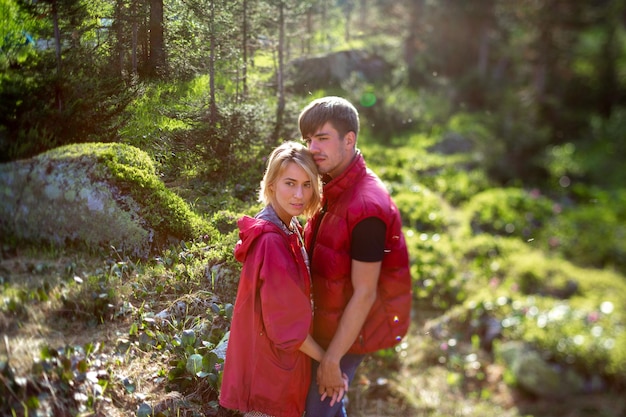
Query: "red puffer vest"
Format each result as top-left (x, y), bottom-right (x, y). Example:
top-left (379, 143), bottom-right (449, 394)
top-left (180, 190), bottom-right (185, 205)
top-left (304, 153), bottom-right (412, 354)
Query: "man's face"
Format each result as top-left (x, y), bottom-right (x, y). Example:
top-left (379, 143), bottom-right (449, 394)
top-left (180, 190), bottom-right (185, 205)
top-left (303, 122), bottom-right (354, 179)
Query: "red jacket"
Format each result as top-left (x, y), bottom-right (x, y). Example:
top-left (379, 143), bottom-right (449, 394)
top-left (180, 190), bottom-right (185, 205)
top-left (219, 211), bottom-right (312, 417)
top-left (304, 153), bottom-right (412, 354)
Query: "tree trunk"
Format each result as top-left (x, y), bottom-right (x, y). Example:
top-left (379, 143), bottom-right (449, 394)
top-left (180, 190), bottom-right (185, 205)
top-left (148, 0), bottom-right (165, 77)
top-left (131, 1), bottom-right (139, 78)
top-left (342, 0), bottom-right (354, 42)
top-left (273, 1), bottom-right (285, 142)
top-left (209, 0), bottom-right (217, 122)
top-left (597, 0), bottom-right (623, 118)
top-left (114, 0), bottom-right (125, 78)
top-left (52, 0), bottom-right (63, 111)
top-left (404, 0), bottom-right (423, 88)
top-left (242, 0), bottom-right (248, 99)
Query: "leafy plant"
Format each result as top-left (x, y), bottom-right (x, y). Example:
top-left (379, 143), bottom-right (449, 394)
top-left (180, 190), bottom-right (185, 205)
top-left (405, 230), bottom-right (464, 310)
top-left (1, 342), bottom-right (110, 416)
top-left (463, 187), bottom-right (556, 240)
top-left (539, 188), bottom-right (626, 273)
top-left (394, 186), bottom-right (452, 233)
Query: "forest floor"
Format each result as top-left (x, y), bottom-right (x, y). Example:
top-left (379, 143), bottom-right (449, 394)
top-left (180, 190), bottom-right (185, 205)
top-left (2, 251), bottom-right (625, 417)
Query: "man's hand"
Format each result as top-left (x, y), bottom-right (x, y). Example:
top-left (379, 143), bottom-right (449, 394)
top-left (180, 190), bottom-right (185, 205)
top-left (317, 357), bottom-right (348, 406)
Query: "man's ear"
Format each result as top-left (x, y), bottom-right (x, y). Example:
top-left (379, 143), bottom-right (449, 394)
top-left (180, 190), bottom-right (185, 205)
top-left (344, 131), bottom-right (357, 148)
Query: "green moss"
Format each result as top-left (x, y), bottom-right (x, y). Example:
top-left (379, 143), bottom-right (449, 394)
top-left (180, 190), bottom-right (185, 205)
top-left (102, 155), bottom-right (212, 242)
top-left (60, 143), bottom-right (213, 242)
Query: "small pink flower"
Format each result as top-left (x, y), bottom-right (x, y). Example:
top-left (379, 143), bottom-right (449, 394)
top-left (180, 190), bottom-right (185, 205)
top-left (587, 311), bottom-right (600, 323)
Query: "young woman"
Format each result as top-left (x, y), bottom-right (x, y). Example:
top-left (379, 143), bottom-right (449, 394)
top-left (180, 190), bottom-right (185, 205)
top-left (219, 141), bottom-right (344, 417)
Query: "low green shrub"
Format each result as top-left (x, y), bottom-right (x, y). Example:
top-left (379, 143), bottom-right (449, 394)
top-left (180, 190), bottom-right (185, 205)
top-left (394, 185), bottom-right (452, 233)
top-left (539, 187), bottom-right (626, 274)
top-left (470, 245), bottom-right (626, 384)
top-left (463, 187), bottom-right (555, 241)
top-left (419, 166), bottom-right (493, 206)
top-left (0, 342), bottom-right (112, 416)
top-left (405, 230), bottom-right (465, 309)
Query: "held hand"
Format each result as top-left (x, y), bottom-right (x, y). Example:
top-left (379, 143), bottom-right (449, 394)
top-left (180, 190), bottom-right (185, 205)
top-left (316, 359), bottom-right (344, 396)
top-left (319, 373), bottom-right (349, 407)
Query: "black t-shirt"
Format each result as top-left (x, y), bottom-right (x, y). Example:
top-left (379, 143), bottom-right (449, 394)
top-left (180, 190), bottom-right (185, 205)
top-left (351, 217), bottom-right (386, 262)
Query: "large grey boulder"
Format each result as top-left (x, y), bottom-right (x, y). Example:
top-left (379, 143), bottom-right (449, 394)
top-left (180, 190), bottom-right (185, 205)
top-left (495, 340), bottom-right (585, 398)
top-left (0, 143), bottom-right (212, 257)
top-left (286, 49), bottom-right (393, 93)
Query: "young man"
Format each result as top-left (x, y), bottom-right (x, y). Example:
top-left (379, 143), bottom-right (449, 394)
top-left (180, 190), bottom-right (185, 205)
top-left (299, 96), bottom-right (412, 417)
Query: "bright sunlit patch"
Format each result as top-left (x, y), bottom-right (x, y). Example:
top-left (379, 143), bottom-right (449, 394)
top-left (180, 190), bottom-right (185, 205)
top-left (600, 301), bottom-right (614, 314)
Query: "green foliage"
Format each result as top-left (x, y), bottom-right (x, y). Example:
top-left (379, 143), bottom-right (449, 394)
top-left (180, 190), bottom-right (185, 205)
top-left (423, 167), bottom-right (493, 206)
top-left (576, 108), bottom-right (626, 189)
top-left (94, 143), bottom-right (215, 244)
top-left (393, 185), bottom-right (451, 233)
top-left (539, 195), bottom-right (626, 273)
top-left (445, 112), bottom-right (495, 151)
top-left (463, 187), bottom-right (555, 240)
top-left (30, 142), bottom-right (215, 254)
top-left (124, 239), bottom-right (238, 399)
top-left (0, 56), bottom-right (135, 162)
top-left (405, 230), bottom-right (465, 310)
top-left (1, 342), bottom-right (110, 416)
top-left (119, 78), bottom-right (274, 199)
top-left (0, 230), bottom-right (242, 415)
top-left (0, 0), bottom-right (41, 69)
top-left (461, 234), bottom-right (531, 284)
top-left (498, 294), bottom-right (625, 383)
top-left (211, 210), bottom-right (240, 235)
top-left (358, 87), bottom-right (452, 143)
top-left (467, 239), bottom-right (626, 381)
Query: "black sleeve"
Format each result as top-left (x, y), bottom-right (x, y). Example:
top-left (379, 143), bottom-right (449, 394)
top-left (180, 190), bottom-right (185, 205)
top-left (351, 217), bottom-right (387, 262)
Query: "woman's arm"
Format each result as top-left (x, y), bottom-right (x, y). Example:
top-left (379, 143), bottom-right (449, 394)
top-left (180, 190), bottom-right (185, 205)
top-left (299, 334), bottom-right (324, 362)
top-left (299, 334), bottom-right (348, 406)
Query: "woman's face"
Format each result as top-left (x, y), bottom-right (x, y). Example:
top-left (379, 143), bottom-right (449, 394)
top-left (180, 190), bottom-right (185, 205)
top-left (271, 161), bottom-right (313, 226)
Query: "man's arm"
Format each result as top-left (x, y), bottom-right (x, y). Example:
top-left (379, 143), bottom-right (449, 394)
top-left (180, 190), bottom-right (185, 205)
top-left (316, 259), bottom-right (381, 394)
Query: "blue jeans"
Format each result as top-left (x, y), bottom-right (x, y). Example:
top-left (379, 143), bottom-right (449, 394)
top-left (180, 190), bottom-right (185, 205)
top-left (305, 353), bottom-right (365, 417)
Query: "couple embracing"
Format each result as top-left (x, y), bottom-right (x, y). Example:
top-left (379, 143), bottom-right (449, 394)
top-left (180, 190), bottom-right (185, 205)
top-left (219, 96), bottom-right (412, 417)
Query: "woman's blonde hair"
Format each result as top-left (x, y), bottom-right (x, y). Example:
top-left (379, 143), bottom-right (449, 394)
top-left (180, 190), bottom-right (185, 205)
top-left (259, 141), bottom-right (321, 218)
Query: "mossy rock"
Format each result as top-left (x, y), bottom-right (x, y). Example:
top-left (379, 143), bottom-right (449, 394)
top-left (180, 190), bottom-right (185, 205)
top-left (0, 142), bottom-right (214, 257)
